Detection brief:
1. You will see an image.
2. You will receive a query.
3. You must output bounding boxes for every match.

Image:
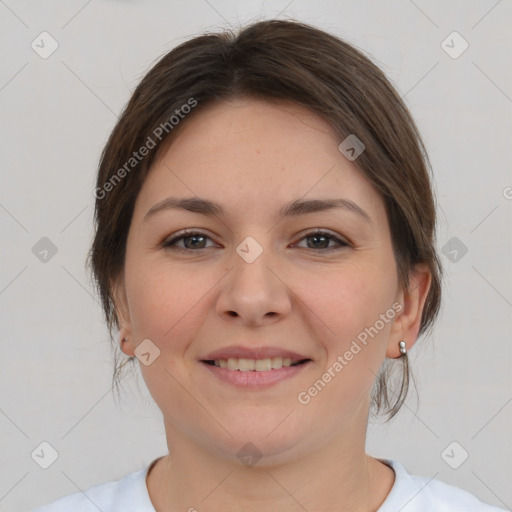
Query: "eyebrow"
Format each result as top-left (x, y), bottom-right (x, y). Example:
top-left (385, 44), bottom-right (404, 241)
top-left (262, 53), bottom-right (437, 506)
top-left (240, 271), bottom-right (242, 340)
top-left (144, 196), bottom-right (372, 225)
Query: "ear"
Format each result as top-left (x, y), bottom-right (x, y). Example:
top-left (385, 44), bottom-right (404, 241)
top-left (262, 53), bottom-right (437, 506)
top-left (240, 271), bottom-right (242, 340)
top-left (386, 264), bottom-right (432, 358)
top-left (111, 275), bottom-right (136, 357)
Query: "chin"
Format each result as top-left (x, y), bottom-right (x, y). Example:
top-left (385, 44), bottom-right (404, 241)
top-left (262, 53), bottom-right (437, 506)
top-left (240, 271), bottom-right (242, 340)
top-left (208, 415), bottom-right (315, 465)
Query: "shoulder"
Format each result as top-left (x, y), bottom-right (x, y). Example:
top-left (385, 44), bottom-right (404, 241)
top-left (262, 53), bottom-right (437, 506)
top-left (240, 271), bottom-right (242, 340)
top-left (378, 459), bottom-right (507, 512)
top-left (30, 463), bottom-right (155, 512)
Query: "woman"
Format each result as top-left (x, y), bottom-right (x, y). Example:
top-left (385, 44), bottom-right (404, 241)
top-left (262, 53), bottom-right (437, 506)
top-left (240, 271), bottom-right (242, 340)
top-left (32, 19), bottom-right (506, 512)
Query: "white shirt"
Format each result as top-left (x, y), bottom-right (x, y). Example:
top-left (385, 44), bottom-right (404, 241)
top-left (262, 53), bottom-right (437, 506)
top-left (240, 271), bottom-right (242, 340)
top-left (31, 458), bottom-right (507, 511)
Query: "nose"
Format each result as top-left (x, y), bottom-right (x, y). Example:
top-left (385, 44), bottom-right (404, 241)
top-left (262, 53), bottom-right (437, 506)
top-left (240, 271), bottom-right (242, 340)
top-left (215, 243), bottom-right (292, 327)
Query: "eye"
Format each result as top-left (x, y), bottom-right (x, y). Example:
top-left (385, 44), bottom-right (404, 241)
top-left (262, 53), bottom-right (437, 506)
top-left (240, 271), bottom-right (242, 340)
top-left (294, 229), bottom-right (349, 251)
top-left (162, 229), bottom-right (350, 253)
top-left (162, 230), bottom-right (217, 252)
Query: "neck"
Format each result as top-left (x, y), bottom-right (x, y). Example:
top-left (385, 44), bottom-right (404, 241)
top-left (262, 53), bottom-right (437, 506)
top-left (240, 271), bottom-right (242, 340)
top-left (146, 420), bottom-right (395, 512)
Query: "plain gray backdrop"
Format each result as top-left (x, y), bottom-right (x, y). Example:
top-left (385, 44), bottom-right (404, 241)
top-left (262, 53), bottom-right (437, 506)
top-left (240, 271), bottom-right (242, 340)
top-left (0, 1), bottom-right (511, 511)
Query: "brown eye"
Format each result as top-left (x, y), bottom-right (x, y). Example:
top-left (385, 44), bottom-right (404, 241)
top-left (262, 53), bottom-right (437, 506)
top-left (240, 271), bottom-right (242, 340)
top-left (295, 230), bottom-right (349, 251)
top-left (163, 231), bottom-right (215, 251)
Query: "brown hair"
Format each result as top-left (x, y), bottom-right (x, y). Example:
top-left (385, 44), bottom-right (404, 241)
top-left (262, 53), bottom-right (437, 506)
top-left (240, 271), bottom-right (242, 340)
top-left (87, 19), bottom-right (442, 421)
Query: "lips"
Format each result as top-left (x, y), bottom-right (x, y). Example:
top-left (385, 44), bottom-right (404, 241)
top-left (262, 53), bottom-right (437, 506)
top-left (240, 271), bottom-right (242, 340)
top-left (200, 345), bottom-right (313, 387)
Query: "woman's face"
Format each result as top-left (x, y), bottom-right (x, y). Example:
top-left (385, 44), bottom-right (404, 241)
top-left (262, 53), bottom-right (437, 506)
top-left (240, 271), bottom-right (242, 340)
top-left (116, 98), bottom-right (428, 464)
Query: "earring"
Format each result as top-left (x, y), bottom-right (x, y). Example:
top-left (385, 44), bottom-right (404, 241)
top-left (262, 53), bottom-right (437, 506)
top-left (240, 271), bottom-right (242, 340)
top-left (399, 340), bottom-right (407, 356)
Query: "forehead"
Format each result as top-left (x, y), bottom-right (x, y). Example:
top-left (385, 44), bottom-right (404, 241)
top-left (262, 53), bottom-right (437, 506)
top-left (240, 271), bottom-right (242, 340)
top-left (171, 97), bottom-right (338, 155)
top-left (134, 98), bottom-right (386, 222)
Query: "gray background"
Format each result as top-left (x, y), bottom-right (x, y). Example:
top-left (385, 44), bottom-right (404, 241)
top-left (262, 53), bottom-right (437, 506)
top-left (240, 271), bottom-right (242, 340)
top-left (0, 1), bottom-right (511, 510)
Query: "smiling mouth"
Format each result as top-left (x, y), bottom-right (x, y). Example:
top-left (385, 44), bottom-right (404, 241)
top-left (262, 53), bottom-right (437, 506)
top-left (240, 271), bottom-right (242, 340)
top-left (202, 358), bottom-right (311, 371)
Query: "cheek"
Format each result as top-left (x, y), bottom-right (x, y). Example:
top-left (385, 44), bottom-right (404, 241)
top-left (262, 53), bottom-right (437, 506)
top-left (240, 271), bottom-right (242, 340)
top-left (124, 259), bottom-right (196, 339)
top-left (296, 260), bottom-right (396, 359)
top-left (124, 257), bottom-right (225, 356)
top-left (299, 274), bottom-right (396, 413)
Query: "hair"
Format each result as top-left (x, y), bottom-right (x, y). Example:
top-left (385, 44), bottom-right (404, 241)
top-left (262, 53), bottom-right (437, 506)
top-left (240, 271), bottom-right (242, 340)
top-left (87, 18), bottom-right (443, 421)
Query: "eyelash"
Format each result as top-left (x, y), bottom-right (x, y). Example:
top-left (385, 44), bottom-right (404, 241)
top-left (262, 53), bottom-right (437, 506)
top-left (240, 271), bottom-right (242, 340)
top-left (162, 229), bottom-right (350, 253)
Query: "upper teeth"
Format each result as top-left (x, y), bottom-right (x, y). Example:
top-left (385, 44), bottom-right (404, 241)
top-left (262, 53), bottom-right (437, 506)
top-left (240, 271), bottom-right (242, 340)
top-left (214, 357), bottom-right (293, 371)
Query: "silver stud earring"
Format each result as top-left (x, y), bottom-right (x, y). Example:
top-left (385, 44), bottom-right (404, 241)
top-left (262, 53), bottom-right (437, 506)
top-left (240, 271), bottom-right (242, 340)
top-left (399, 340), bottom-right (407, 356)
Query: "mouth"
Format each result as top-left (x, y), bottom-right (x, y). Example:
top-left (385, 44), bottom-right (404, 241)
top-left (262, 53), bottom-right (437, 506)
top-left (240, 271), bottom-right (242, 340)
top-left (199, 345), bottom-right (313, 388)
top-left (200, 357), bottom-right (313, 388)
top-left (201, 357), bottom-right (311, 371)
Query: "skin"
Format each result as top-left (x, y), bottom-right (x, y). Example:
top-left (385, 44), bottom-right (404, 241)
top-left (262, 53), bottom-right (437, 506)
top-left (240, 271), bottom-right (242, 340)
top-left (114, 97), bottom-right (431, 512)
